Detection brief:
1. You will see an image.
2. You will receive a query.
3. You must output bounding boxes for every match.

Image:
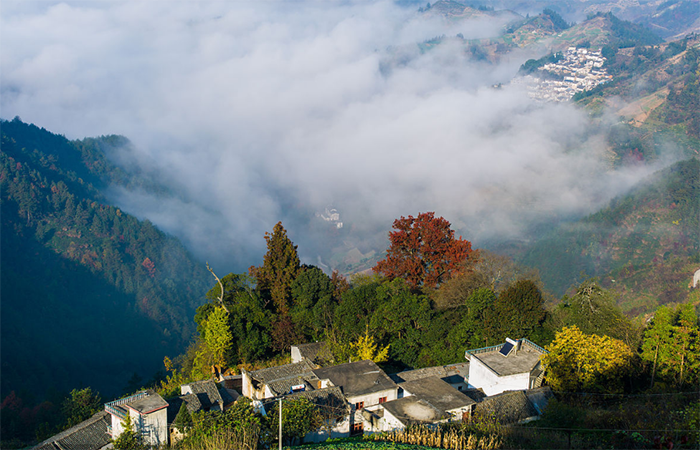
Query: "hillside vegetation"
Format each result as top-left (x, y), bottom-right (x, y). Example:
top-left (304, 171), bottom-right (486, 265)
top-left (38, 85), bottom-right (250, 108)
top-left (521, 158), bottom-right (700, 316)
top-left (0, 118), bottom-right (210, 401)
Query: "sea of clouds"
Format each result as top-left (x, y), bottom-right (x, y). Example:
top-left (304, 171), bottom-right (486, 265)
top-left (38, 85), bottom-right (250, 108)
top-left (1, 1), bottom-right (659, 272)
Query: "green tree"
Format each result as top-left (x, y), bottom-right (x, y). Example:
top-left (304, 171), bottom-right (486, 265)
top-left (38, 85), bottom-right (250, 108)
top-left (554, 280), bottom-right (637, 347)
top-left (112, 414), bottom-right (147, 450)
top-left (249, 222), bottom-right (301, 315)
top-left (266, 398), bottom-right (321, 446)
top-left (484, 280), bottom-right (548, 343)
top-left (193, 306), bottom-right (233, 377)
top-left (173, 402), bottom-right (193, 432)
top-left (61, 387), bottom-right (102, 428)
top-left (642, 304), bottom-right (700, 387)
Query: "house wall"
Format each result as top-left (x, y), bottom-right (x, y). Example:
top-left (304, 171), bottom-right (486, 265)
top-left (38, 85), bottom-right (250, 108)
top-left (366, 406), bottom-right (405, 432)
top-left (468, 358), bottom-right (530, 396)
top-left (291, 346), bottom-right (303, 364)
top-left (302, 415), bottom-right (350, 443)
top-left (241, 370), bottom-right (270, 399)
top-left (130, 408), bottom-right (168, 447)
top-left (346, 388), bottom-right (398, 409)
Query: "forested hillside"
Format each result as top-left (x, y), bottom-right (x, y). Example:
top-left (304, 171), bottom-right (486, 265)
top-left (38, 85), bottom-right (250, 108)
top-left (520, 158), bottom-right (700, 316)
top-left (0, 118), bottom-right (210, 401)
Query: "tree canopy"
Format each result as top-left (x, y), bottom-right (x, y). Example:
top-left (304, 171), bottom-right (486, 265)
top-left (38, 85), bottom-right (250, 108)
top-left (373, 212), bottom-right (475, 288)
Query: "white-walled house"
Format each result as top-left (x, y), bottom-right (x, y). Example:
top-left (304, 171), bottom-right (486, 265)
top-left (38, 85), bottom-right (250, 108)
top-left (241, 360), bottom-right (318, 399)
top-left (105, 390), bottom-right (169, 447)
top-left (313, 360), bottom-right (399, 435)
top-left (363, 377), bottom-right (476, 432)
top-left (465, 338), bottom-right (547, 396)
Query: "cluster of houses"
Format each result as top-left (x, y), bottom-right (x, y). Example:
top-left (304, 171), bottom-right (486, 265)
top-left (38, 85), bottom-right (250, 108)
top-left (33, 338), bottom-right (552, 449)
top-left (514, 46), bottom-right (612, 101)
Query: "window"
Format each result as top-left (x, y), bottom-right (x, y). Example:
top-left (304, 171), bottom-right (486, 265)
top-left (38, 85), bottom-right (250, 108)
top-left (378, 397), bottom-right (387, 404)
top-left (351, 423), bottom-right (363, 435)
top-left (355, 401), bottom-right (364, 410)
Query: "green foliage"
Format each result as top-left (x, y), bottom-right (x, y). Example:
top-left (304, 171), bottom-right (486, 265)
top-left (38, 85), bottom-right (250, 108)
top-left (173, 402), bottom-right (193, 432)
top-left (484, 280), bottom-right (549, 344)
top-left (61, 388), bottom-right (102, 429)
top-left (0, 119), bottom-right (209, 407)
top-left (266, 398), bottom-right (321, 446)
top-left (112, 414), bottom-right (147, 450)
top-left (542, 8), bottom-right (570, 31)
top-left (554, 280), bottom-right (638, 347)
top-left (178, 397), bottom-right (261, 450)
top-left (641, 304), bottom-right (700, 388)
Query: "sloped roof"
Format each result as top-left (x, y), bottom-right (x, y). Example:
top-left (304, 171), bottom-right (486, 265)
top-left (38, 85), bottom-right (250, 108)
top-left (249, 360), bottom-right (316, 384)
top-left (313, 360), bottom-right (397, 398)
top-left (474, 390), bottom-right (539, 424)
top-left (524, 386), bottom-right (553, 415)
top-left (182, 380), bottom-right (224, 410)
top-left (293, 342), bottom-right (333, 365)
top-left (32, 411), bottom-right (111, 450)
top-left (399, 377), bottom-right (476, 411)
top-left (167, 393), bottom-right (202, 423)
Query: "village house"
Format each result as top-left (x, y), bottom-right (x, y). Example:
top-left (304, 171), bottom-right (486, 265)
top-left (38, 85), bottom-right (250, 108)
top-left (291, 341), bottom-right (333, 366)
top-left (104, 390), bottom-right (169, 447)
top-left (180, 379), bottom-right (225, 411)
top-left (241, 360), bottom-right (319, 399)
top-left (465, 338), bottom-right (547, 396)
top-left (363, 376), bottom-right (476, 432)
top-left (473, 386), bottom-right (553, 424)
top-left (390, 362), bottom-right (470, 392)
top-left (32, 411), bottom-right (112, 450)
top-left (313, 360), bottom-right (399, 435)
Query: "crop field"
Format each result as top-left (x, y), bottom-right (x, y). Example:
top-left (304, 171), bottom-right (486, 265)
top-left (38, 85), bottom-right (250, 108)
top-left (290, 439), bottom-right (437, 450)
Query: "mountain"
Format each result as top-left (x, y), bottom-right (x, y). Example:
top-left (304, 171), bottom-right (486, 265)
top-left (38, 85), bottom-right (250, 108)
top-left (636, 0), bottom-right (700, 40)
top-left (519, 158), bottom-right (700, 317)
top-left (0, 118), bottom-right (210, 400)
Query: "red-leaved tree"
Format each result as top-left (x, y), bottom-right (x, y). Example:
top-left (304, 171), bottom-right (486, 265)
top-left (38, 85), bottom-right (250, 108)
top-left (373, 212), bottom-right (475, 288)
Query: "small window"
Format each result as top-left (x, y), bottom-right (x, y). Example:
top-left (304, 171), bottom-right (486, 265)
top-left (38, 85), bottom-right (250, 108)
top-left (378, 397), bottom-right (387, 404)
top-left (351, 423), bottom-right (363, 435)
top-left (355, 401), bottom-right (364, 410)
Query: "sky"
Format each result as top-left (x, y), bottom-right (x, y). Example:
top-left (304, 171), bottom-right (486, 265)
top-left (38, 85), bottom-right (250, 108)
top-left (1, 0), bottom-right (660, 272)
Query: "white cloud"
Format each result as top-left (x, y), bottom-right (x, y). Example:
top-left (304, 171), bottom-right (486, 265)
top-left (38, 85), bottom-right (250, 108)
top-left (1, 0), bottom-right (656, 271)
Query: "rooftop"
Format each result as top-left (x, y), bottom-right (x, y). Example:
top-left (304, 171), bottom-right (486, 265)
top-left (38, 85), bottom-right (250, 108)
top-left (474, 390), bottom-right (539, 424)
top-left (381, 396), bottom-right (445, 425)
top-left (399, 377), bottom-right (476, 411)
top-left (32, 411), bottom-right (111, 450)
top-left (181, 379), bottom-right (224, 410)
top-left (467, 339), bottom-right (546, 377)
top-left (313, 360), bottom-right (397, 398)
top-left (293, 341), bottom-right (333, 365)
top-left (127, 391), bottom-right (169, 414)
top-left (391, 362), bottom-right (469, 385)
top-left (249, 360), bottom-right (316, 384)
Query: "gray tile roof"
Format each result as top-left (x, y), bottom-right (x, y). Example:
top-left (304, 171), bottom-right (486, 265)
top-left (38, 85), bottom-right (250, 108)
top-left (313, 360), bottom-right (397, 398)
top-left (399, 377), bottom-right (476, 411)
top-left (294, 341), bottom-right (333, 365)
top-left (32, 411), bottom-right (111, 450)
top-left (474, 390), bottom-right (539, 424)
top-left (167, 393), bottom-right (202, 423)
top-left (182, 380), bottom-right (224, 410)
top-left (250, 360), bottom-right (316, 384)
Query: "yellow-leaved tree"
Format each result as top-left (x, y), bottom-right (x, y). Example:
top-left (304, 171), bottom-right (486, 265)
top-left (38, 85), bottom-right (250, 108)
top-left (541, 325), bottom-right (633, 393)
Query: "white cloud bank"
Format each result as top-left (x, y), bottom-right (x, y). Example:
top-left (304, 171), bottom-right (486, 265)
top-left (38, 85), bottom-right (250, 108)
top-left (1, 1), bottom-right (656, 271)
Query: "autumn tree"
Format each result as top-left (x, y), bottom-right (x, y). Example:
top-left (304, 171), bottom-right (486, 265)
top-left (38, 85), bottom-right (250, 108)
top-left (249, 222), bottom-right (301, 314)
top-left (542, 326), bottom-right (634, 393)
top-left (373, 212), bottom-right (474, 288)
